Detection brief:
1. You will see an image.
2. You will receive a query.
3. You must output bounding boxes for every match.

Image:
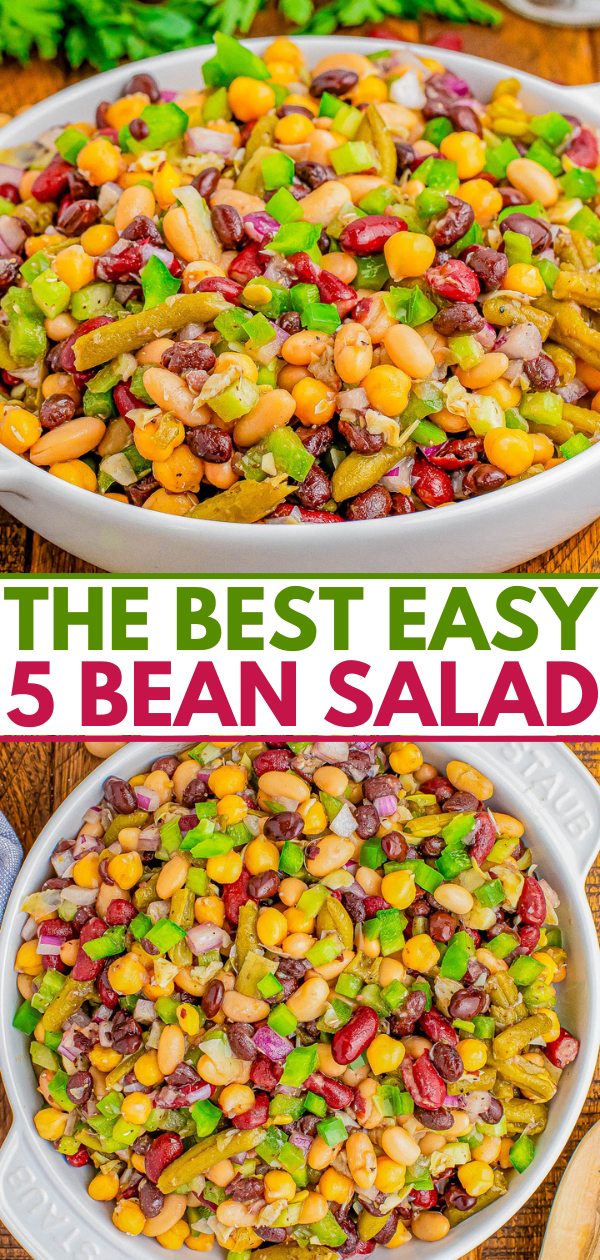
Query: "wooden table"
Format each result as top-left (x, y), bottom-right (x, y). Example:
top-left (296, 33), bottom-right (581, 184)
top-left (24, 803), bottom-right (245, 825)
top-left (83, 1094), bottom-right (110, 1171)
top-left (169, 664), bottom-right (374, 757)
top-left (0, 1), bottom-right (600, 574)
top-left (0, 739), bottom-right (599, 1260)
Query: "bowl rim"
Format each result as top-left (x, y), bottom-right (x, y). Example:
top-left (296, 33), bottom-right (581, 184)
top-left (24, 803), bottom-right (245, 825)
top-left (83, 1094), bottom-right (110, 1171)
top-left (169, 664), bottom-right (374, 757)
top-left (1, 35), bottom-right (600, 539)
top-left (1, 739), bottom-right (599, 1260)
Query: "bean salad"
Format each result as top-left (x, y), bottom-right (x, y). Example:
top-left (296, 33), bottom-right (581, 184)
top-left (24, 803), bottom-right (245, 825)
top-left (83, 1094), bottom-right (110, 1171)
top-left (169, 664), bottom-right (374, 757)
top-left (0, 42), bottom-right (599, 521)
top-left (15, 741), bottom-right (579, 1253)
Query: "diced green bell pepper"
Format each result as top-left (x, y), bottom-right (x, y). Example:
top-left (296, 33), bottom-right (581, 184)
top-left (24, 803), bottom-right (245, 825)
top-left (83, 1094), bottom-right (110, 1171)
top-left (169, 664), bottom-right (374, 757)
top-left (268, 1004), bottom-right (298, 1037)
top-left (423, 117), bottom-right (453, 147)
top-left (210, 376), bottom-right (260, 421)
top-left (383, 285), bottom-right (437, 327)
top-left (414, 860), bottom-right (445, 893)
top-left (48, 1069), bottom-right (75, 1112)
top-left (243, 278), bottom-right (292, 319)
top-left (336, 972), bottom-right (363, 999)
top-left (301, 303), bottom-right (341, 335)
top-left (262, 152), bottom-right (294, 190)
top-left (307, 932), bottom-right (344, 967)
top-left (192, 1099), bottom-right (222, 1137)
top-left (304, 1090), bottom-right (328, 1116)
top-left (279, 841), bottom-right (304, 875)
top-left (561, 433), bottom-right (592, 459)
top-left (83, 925), bottom-right (127, 960)
top-left (55, 127), bottom-right (88, 164)
top-left (473, 879), bottom-right (506, 908)
top-left (331, 141), bottom-right (376, 176)
top-left (31, 270), bottom-right (71, 319)
top-left (280, 1043), bottom-right (318, 1086)
top-left (13, 1000), bottom-right (40, 1034)
top-left (508, 956), bottom-right (545, 986)
top-left (436, 844), bottom-right (471, 880)
top-left (359, 838), bottom-right (386, 869)
top-left (440, 930), bottom-right (475, 981)
top-left (266, 186), bottom-right (303, 225)
top-left (120, 102), bottom-right (188, 154)
top-left (487, 932), bottom-right (518, 959)
top-left (317, 1116), bottom-right (348, 1146)
top-left (271, 221), bottom-right (320, 255)
top-left (154, 996), bottom-right (181, 1024)
top-left (526, 140), bottom-right (563, 178)
top-left (503, 229), bottom-right (533, 267)
top-left (530, 112), bottom-right (573, 149)
top-left (509, 1131), bottom-right (536, 1172)
top-left (483, 137), bottom-right (520, 180)
top-left (202, 32), bottom-right (271, 89)
top-left (141, 255), bottom-right (181, 310)
top-left (319, 92), bottom-right (344, 119)
top-left (567, 206), bottom-right (600, 243)
top-left (291, 282), bottom-right (319, 312)
top-left (354, 253), bottom-right (390, 290)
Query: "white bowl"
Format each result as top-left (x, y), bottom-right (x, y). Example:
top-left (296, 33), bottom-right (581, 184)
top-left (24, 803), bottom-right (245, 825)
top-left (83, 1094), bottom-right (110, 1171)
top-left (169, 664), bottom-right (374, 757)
top-left (0, 740), bottom-right (599, 1260)
top-left (0, 40), bottom-right (600, 572)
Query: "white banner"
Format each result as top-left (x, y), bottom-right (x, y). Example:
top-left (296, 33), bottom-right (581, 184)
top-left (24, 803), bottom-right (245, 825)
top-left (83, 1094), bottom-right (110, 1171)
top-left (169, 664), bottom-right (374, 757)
top-left (0, 574), bottom-right (599, 737)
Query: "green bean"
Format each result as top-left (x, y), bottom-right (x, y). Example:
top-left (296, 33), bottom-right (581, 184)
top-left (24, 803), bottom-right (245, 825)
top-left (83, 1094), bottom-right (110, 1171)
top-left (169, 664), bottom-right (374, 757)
top-left (242, 117), bottom-right (278, 164)
top-left (493, 1012), bottom-right (552, 1060)
top-left (488, 972), bottom-right (520, 1009)
top-left (332, 445), bottom-right (402, 504)
top-left (326, 896), bottom-right (354, 951)
top-left (491, 1054), bottom-right (556, 1102)
top-left (255, 1249), bottom-right (339, 1260)
top-left (103, 809), bottom-right (149, 847)
top-left (186, 476), bottom-right (290, 523)
top-left (73, 293), bottom-right (227, 370)
top-left (157, 1128), bottom-right (265, 1192)
top-left (236, 902), bottom-right (259, 973)
top-left (235, 144), bottom-right (279, 196)
top-left (504, 1099), bottom-right (548, 1135)
top-left (134, 870), bottom-right (159, 910)
top-left (446, 1066), bottom-right (496, 1095)
top-left (105, 1048), bottom-right (145, 1089)
top-left (41, 977), bottom-right (95, 1032)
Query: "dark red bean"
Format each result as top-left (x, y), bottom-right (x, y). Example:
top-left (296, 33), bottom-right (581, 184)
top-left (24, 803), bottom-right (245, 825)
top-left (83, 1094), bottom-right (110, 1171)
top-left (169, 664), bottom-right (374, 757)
top-left (192, 167), bottom-right (221, 199)
top-left (232, 1092), bottom-right (270, 1129)
top-left (247, 870), bottom-right (281, 900)
top-left (223, 868), bottom-right (256, 925)
top-left (347, 485), bottom-right (392, 520)
top-left (462, 463), bottom-right (507, 495)
top-left (0, 256), bottom-right (21, 296)
top-left (255, 1227), bottom-right (287, 1244)
top-left (479, 1097), bottom-right (503, 1124)
top-left (181, 775), bottom-right (209, 807)
top-left (463, 246), bottom-right (508, 292)
top-left (39, 394), bottom-right (76, 430)
top-left (405, 897), bottom-right (430, 920)
top-left (309, 69), bottom-right (359, 98)
top-left (145, 1134), bottom-right (183, 1185)
top-left (66, 1070), bottom-right (93, 1104)
top-left (186, 426), bottom-right (233, 464)
top-left (566, 127), bottom-right (598, 168)
top-left (228, 1022), bottom-right (259, 1061)
top-left (228, 242), bottom-right (264, 284)
top-left (449, 104), bottom-right (482, 135)
top-left (427, 258), bottom-right (480, 302)
top-left (121, 215), bottom-right (163, 247)
top-left (104, 775), bottom-right (138, 814)
top-left (443, 790), bottom-right (479, 813)
top-left (127, 473), bottom-right (161, 506)
top-left (276, 103), bottom-right (314, 121)
top-left (445, 1182), bottom-right (476, 1212)
top-left (391, 493), bottom-right (416, 516)
top-left (250, 1055), bottom-right (283, 1089)
top-left (57, 199), bottom-right (101, 235)
top-left (428, 437), bottom-right (483, 470)
top-left (421, 836), bottom-right (445, 857)
top-left (112, 1011), bottom-right (143, 1055)
top-left (414, 1105), bottom-right (453, 1130)
top-left (412, 456), bottom-right (454, 508)
top-left (432, 195), bottom-right (474, 248)
top-left (381, 832), bottom-right (408, 861)
top-left (364, 775), bottom-right (400, 802)
top-left (517, 876), bottom-right (547, 926)
top-left (65, 1145), bottom-right (90, 1167)
top-left (430, 1042), bottom-right (463, 1081)
top-left (31, 155), bottom-right (73, 202)
top-left (161, 342), bottom-right (216, 374)
top-left (410, 1187), bottom-right (439, 1209)
top-left (202, 979), bottom-right (225, 1019)
top-left (419, 1009), bottom-right (458, 1047)
top-left (342, 891), bottom-right (366, 924)
top-left (421, 776), bottom-right (453, 803)
top-left (354, 801), bottom-right (380, 839)
top-left (518, 924), bottom-right (540, 954)
top-left (294, 161), bottom-right (336, 189)
top-left (305, 1071), bottom-right (355, 1107)
top-left (544, 1028), bottom-right (580, 1068)
top-left (229, 1176), bottom-right (265, 1201)
top-left (150, 755), bottom-right (178, 778)
top-left (211, 203), bottom-right (245, 247)
top-left (433, 302), bottom-right (484, 336)
top-left (524, 353), bottom-right (559, 391)
top-left (332, 1006), bottom-right (379, 1065)
top-left (139, 1180), bottom-right (165, 1219)
top-left (72, 918), bottom-right (107, 981)
top-left (470, 810), bottom-right (497, 865)
top-left (498, 187), bottom-right (528, 210)
top-left (340, 214), bottom-right (406, 256)
top-left (296, 463), bottom-right (331, 510)
top-left (363, 896), bottom-right (391, 919)
top-left (338, 418), bottom-right (384, 453)
top-left (278, 310), bottom-right (302, 335)
top-left (121, 72), bottom-right (160, 101)
top-left (105, 899), bottom-right (137, 927)
top-left (97, 965), bottom-right (119, 1008)
top-left (128, 118), bottom-right (150, 141)
top-left (372, 1211), bottom-right (401, 1244)
top-left (389, 990), bottom-right (428, 1037)
top-left (61, 315), bottom-right (114, 374)
top-left (405, 1054), bottom-right (446, 1110)
top-left (254, 748), bottom-right (294, 775)
top-left (194, 276), bottom-right (244, 307)
top-left (449, 987), bottom-right (488, 1021)
top-left (95, 102), bottom-right (111, 129)
top-left (264, 810), bottom-right (304, 841)
top-left (499, 212), bottom-right (552, 254)
top-left (0, 182), bottom-right (20, 205)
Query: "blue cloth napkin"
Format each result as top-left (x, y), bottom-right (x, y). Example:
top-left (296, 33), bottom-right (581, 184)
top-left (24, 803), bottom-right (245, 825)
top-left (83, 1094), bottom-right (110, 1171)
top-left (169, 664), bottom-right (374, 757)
top-left (0, 810), bottom-right (23, 922)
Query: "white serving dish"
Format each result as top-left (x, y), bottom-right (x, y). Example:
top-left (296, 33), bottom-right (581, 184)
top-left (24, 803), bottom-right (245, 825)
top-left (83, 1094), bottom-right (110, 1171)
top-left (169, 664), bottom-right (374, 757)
top-left (0, 40), bottom-right (600, 572)
top-left (0, 740), bottom-right (599, 1260)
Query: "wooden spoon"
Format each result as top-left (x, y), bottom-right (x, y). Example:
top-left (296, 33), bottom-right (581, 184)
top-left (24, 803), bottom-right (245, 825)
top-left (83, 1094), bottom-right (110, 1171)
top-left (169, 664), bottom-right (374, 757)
top-left (538, 1121), bottom-right (600, 1260)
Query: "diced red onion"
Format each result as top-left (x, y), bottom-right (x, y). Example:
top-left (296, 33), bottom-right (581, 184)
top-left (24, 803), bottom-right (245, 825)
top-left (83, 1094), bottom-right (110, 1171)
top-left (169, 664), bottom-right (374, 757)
top-left (134, 999), bottom-right (156, 1022)
top-left (186, 923), bottom-right (224, 955)
top-left (556, 377), bottom-right (588, 403)
top-left (231, 1152), bottom-right (247, 1164)
top-left (149, 899), bottom-right (170, 922)
top-left (463, 1090), bottom-right (493, 1121)
top-left (502, 359), bottom-right (525, 383)
top-left (51, 849), bottom-right (77, 877)
top-left (37, 936), bottom-right (62, 955)
top-left (94, 1005), bottom-right (113, 1021)
top-left (161, 91), bottom-right (178, 102)
top-left (140, 825), bottom-right (161, 841)
top-left (186, 127), bottom-right (234, 157)
top-left (253, 1025), bottom-right (294, 1060)
top-left (58, 1028), bottom-right (80, 1062)
top-left (353, 741), bottom-right (376, 750)
top-left (72, 832), bottom-right (104, 858)
top-left (313, 742), bottom-right (349, 763)
top-left (442, 72), bottom-right (471, 97)
top-left (0, 163), bottom-right (23, 187)
top-left (375, 795), bottom-right (397, 818)
top-left (277, 1084), bottom-right (302, 1096)
top-left (290, 1131), bottom-right (314, 1156)
top-left (380, 456), bottom-right (414, 494)
top-left (0, 215), bottom-right (26, 254)
top-left (244, 212), bottom-right (279, 245)
top-left (140, 243), bottom-right (176, 271)
top-left (474, 322), bottom-right (496, 350)
top-left (182, 1083), bottom-right (212, 1104)
top-left (83, 806), bottom-right (102, 823)
top-left (348, 880), bottom-right (367, 899)
top-left (138, 833), bottom-right (160, 852)
top-left (61, 886), bottom-right (98, 905)
top-left (495, 322), bottom-right (542, 361)
top-left (420, 441), bottom-right (447, 456)
top-left (21, 915), bottom-right (38, 941)
top-left (135, 787), bottom-right (160, 811)
top-left (64, 1109), bottom-right (78, 1135)
top-left (330, 803), bottom-right (357, 838)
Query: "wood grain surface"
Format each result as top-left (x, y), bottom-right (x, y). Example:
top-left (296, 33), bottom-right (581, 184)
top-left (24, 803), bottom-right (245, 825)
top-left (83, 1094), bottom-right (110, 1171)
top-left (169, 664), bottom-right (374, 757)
top-left (0, 739), bottom-right (599, 1260)
top-left (0, 0), bottom-right (600, 575)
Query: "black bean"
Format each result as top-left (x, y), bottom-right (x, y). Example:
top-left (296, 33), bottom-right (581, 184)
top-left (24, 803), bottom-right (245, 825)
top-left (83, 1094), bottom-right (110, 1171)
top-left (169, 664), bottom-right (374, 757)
top-left (294, 161), bottom-right (335, 189)
top-left (463, 464), bottom-right (507, 495)
top-left (104, 775), bottom-right (138, 814)
top-left (139, 1180), bottom-right (165, 1219)
top-left (129, 118), bottom-right (150, 141)
top-left (278, 310), bottom-right (302, 335)
top-left (121, 214), bottom-right (163, 247)
top-left (524, 353), bottom-right (559, 391)
top-left (121, 72), bottom-right (160, 102)
top-left (296, 463), bottom-right (331, 510)
top-left (466, 246), bottom-right (508, 291)
top-left (192, 168), bottom-right (221, 200)
top-left (414, 1104), bottom-right (453, 1129)
top-left (161, 342), bottom-right (216, 374)
top-left (381, 831), bottom-right (408, 861)
top-left (264, 811), bottom-right (304, 841)
top-left (248, 870), bottom-right (281, 900)
top-left (211, 204), bottom-right (244, 247)
top-left (433, 303), bottom-right (484, 335)
top-left (354, 800), bottom-right (380, 839)
top-left (227, 1022), bottom-right (258, 1061)
top-left (186, 426), bottom-right (233, 464)
top-left (338, 418), bottom-right (384, 453)
top-left (430, 1042), bottom-right (463, 1081)
top-left (309, 69), bottom-right (358, 98)
top-left (57, 200), bottom-right (101, 235)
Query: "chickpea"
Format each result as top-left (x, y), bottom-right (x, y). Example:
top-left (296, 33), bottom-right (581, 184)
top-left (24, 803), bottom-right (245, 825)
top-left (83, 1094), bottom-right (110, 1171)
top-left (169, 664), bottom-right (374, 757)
top-left (308, 1136), bottom-right (343, 1170)
top-left (279, 877), bottom-right (307, 907)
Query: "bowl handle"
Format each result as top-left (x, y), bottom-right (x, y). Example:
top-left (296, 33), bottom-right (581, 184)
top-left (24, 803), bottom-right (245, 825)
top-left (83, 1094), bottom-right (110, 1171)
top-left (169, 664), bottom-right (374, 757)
top-left (556, 82), bottom-right (600, 109)
top-left (0, 1122), bottom-right (104, 1260)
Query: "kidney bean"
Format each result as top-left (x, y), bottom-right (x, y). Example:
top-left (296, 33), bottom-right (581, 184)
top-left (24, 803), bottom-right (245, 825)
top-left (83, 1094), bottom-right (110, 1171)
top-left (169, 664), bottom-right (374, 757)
top-left (57, 199), bottom-right (101, 235)
top-left (305, 1070), bottom-right (355, 1107)
top-left (449, 103), bottom-right (482, 135)
top-left (414, 1105), bottom-right (453, 1131)
top-left (296, 424), bottom-right (333, 457)
top-left (61, 315), bottom-right (114, 374)
top-left (465, 246), bottom-right (508, 291)
top-left (517, 875), bottom-right (547, 926)
top-left (296, 463), bottom-right (331, 510)
top-left (248, 870), bottom-right (281, 901)
top-left (186, 426), bottom-right (233, 464)
top-left (188, 169), bottom-right (220, 203)
top-left (228, 242), bottom-right (265, 284)
top-left (0, 182), bottom-right (18, 206)
top-left (405, 897), bottom-right (430, 922)
top-left (139, 1180), bottom-right (165, 1219)
top-left (432, 195), bottom-right (474, 248)
top-left (370, 1211), bottom-right (399, 1245)
top-left (161, 342), bottom-right (216, 374)
top-left (430, 1042), bottom-right (463, 1082)
top-left (518, 924), bottom-right (540, 954)
top-left (449, 987), bottom-right (488, 1022)
top-left (418, 777), bottom-right (451, 804)
top-left (133, 1133), bottom-right (153, 1157)
top-left (403, 1054), bottom-right (446, 1110)
top-left (120, 215), bottom-right (163, 247)
top-left (427, 437), bottom-right (483, 471)
top-left (202, 979), bottom-right (225, 1020)
top-left (94, 964), bottom-right (118, 1008)
top-left (72, 918), bottom-right (107, 980)
top-left (336, 418), bottom-right (382, 455)
top-left (211, 203), bottom-right (245, 247)
top-left (427, 259), bottom-right (480, 302)
top-left (64, 1145), bottom-right (90, 1168)
top-left (433, 302), bottom-right (484, 336)
top-left (360, 897), bottom-right (389, 922)
top-left (353, 801), bottom-right (380, 840)
top-left (375, 835), bottom-right (407, 869)
top-left (294, 161), bottom-right (336, 189)
top-left (445, 1182), bottom-right (477, 1212)
top-left (342, 891), bottom-right (366, 924)
top-left (524, 352), bottom-right (559, 391)
top-left (278, 310), bottom-right (301, 336)
top-left (122, 71), bottom-right (160, 101)
top-left (340, 214), bottom-right (406, 257)
top-left (112, 1011), bottom-right (143, 1055)
top-left (364, 775), bottom-right (399, 802)
top-left (264, 810), bottom-right (304, 841)
top-left (104, 775), bottom-right (138, 814)
top-left (231, 1092), bottom-right (270, 1130)
top-left (469, 810), bottom-right (496, 866)
top-left (226, 1022), bottom-right (257, 1061)
top-left (0, 256), bottom-right (21, 296)
top-left (463, 464), bottom-right (507, 495)
top-left (253, 1227), bottom-right (287, 1244)
top-left (145, 1133), bottom-right (183, 1185)
top-left (228, 1176), bottom-right (265, 1202)
top-left (31, 155), bottom-right (73, 203)
top-left (499, 212), bottom-right (552, 253)
top-left (566, 126), bottom-right (598, 168)
top-left (250, 1056), bottom-right (283, 1091)
top-left (412, 455), bottom-right (454, 508)
top-left (147, 756), bottom-right (177, 779)
top-left (254, 748), bottom-right (295, 776)
top-left (105, 899), bottom-right (137, 927)
top-left (127, 473), bottom-right (161, 506)
top-left (419, 1009), bottom-right (458, 1047)
top-left (410, 1188), bottom-right (439, 1213)
top-left (65, 1070), bottom-right (93, 1105)
top-left (223, 867), bottom-right (257, 925)
top-left (309, 68), bottom-right (359, 98)
top-left (389, 990), bottom-right (427, 1037)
